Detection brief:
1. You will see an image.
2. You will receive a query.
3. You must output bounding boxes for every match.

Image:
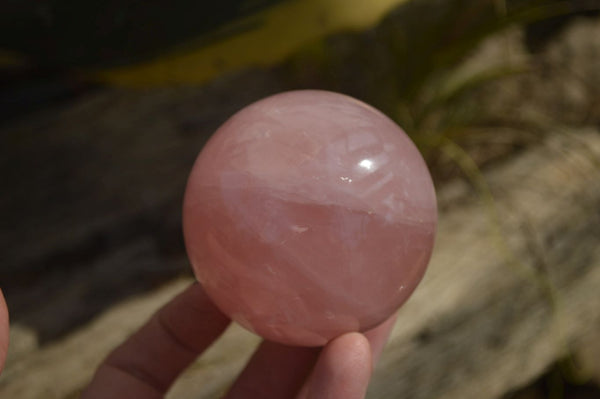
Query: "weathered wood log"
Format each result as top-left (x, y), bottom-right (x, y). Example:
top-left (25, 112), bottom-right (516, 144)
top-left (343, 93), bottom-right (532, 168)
top-left (1, 129), bottom-right (598, 399)
top-left (0, 70), bottom-right (288, 342)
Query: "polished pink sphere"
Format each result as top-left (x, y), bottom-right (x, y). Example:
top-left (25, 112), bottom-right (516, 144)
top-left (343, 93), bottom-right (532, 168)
top-left (183, 90), bottom-right (437, 346)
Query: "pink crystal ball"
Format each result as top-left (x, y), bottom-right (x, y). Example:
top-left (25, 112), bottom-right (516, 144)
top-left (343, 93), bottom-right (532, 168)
top-left (183, 90), bottom-right (437, 346)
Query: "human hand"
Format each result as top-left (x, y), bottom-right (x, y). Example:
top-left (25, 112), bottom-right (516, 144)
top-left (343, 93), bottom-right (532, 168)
top-left (82, 283), bottom-right (397, 399)
top-left (0, 289), bottom-right (8, 376)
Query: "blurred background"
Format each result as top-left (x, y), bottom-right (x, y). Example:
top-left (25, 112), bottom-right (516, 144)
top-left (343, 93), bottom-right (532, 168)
top-left (1, 0), bottom-right (600, 398)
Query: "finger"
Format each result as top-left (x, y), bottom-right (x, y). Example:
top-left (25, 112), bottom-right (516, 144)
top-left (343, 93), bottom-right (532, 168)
top-left (224, 340), bottom-right (320, 399)
top-left (0, 289), bottom-right (9, 376)
top-left (297, 313), bottom-right (398, 399)
top-left (364, 312), bottom-right (398, 366)
top-left (301, 332), bottom-right (372, 399)
top-left (82, 283), bottom-right (230, 398)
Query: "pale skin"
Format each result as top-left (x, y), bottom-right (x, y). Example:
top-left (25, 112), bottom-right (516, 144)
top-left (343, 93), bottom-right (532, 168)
top-left (0, 285), bottom-right (396, 398)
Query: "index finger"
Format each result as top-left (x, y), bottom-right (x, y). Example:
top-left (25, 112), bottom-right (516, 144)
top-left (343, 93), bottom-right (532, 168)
top-left (82, 283), bottom-right (230, 398)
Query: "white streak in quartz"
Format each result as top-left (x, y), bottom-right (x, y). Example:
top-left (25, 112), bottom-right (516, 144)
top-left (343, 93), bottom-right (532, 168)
top-left (360, 171), bottom-right (395, 198)
top-left (291, 225), bottom-right (309, 233)
top-left (266, 264), bottom-right (277, 275)
top-left (347, 131), bottom-right (379, 152)
top-left (383, 143), bottom-right (396, 152)
top-left (366, 152), bottom-right (391, 171)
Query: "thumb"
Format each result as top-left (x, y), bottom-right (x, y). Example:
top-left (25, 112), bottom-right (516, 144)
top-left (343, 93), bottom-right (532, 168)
top-left (299, 332), bottom-right (372, 399)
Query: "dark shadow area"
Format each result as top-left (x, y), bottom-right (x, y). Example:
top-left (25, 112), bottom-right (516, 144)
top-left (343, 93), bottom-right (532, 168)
top-left (505, 359), bottom-right (600, 399)
top-left (0, 0), bottom-right (288, 68)
top-left (0, 67), bottom-right (98, 125)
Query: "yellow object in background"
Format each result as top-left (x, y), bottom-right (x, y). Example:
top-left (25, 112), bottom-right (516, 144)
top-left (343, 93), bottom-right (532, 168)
top-left (95, 0), bottom-right (407, 87)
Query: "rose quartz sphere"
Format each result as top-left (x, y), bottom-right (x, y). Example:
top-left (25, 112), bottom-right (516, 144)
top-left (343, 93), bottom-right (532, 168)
top-left (183, 90), bottom-right (437, 346)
